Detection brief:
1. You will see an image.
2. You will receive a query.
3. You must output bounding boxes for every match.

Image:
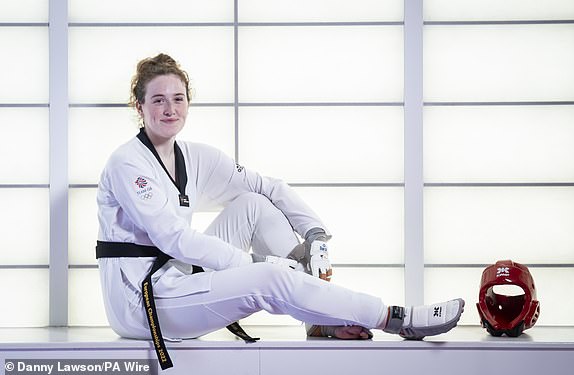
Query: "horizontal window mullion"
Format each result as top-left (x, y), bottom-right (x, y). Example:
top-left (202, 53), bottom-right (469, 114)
top-left (69, 102), bottom-right (404, 107)
top-left (425, 263), bottom-right (574, 268)
top-left (425, 101), bottom-right (574, 106)
top-left (0, 23), bottom-right (48, 27)
top-left (425, 183), bottom-right (574, 187)
top-left (0, 184), bottom-right (49, 188)
top-left (68, 22), bottom-right (403, 27)
top-left (425, 20), bottom-right (574, 26)
top-left (0, 103), bottom-right (48, 107)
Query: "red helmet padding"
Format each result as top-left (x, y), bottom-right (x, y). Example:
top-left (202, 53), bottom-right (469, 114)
top-left (476, 260), bottom-right (540, 335)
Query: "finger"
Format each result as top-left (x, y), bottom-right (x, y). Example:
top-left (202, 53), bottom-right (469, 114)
top-left (319, 268), bottom-right (333, 281)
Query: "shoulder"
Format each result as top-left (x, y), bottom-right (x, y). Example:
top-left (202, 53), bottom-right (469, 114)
top-left (104, 137), bottom-right (154, 172)
top-left (177, 140), bottom-right (227, 162)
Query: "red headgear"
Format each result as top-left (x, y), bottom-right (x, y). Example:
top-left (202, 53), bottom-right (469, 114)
top-left (476, 260), bottom-right (540, 337)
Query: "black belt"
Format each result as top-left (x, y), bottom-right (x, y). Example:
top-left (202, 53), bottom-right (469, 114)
top-left (96, 241), bottom-right (259, 370)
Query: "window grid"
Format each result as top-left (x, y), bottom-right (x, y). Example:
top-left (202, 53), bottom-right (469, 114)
top-left (421, 7), bottom-right (574, 322)
top-left (2, 1), bottom-right (573, 326)
top-left (62, 1), bottom-right (406, 325)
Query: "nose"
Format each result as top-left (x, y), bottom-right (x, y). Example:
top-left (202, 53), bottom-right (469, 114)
top-left (163, 101), bottom-right (175, 116)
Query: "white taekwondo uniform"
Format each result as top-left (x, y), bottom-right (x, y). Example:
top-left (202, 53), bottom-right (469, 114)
top-left (96, 130), bottom-right (385, 343)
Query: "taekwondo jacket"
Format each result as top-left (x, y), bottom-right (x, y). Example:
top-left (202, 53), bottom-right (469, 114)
top-left (96, 132), bottom-right (327, 337)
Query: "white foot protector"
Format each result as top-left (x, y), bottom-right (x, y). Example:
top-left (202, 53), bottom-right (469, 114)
top-left (384, 298), bottom-right (465, 340)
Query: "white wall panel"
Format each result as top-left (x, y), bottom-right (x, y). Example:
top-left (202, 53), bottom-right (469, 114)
top-left (424, 0), bottom-right (574, 21)
top-left (68, 188), bottom-right (98, 265)
top-left (68, 269), bottom-right (108, 326)
top-left (0, 27), bottom-right (48, 103)
top-left (0, 270), bottom-right (49, 327)
top-left (424, 106), bottom-right (574, 182)
top-left (294, 187), bottom-right (404, 264)
top-left (0, 108), bottom-right (49, 184)
top-left (69, 27), bottom-right (234, 104)
top-left (333, 267), bottom-right (404, 306)
top-left (0, 1), bottom-right (47, 22)
top-left (424, 25), bottom-right (574, 102)
top-left (238, 26), bottom-right (403, 103)
top-left (177, 107), bottom-right (235, 158)
top-left (69, 0), bottom-right (233, 23)
top-left (424, 187), bottom-right (574, 264)
top-left (69, 108), bottom-right (137, 184)
top-left (0, 189), bottom-right (49, 264)
top-left (239, 0), bottom-right (403, 22)
top-left (239, 106), bottom-right (403, 183)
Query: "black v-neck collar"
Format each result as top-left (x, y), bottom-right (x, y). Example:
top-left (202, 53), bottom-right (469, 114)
top-left (137, 128), bottom-right (188, 197)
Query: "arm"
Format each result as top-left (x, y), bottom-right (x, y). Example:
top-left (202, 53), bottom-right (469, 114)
top-left (102, 154), bottom-right (251, 270)
top-left (198, 146), bottom-right (330, 239)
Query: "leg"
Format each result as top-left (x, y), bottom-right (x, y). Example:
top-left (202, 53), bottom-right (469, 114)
top-left (204, 192), bottom-right (300, 257)
top-left (155, 263), bottom-right (386, 339)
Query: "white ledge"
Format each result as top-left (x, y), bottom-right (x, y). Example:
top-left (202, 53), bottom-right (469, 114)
top-left (0, 325), bottom-right (573, 350)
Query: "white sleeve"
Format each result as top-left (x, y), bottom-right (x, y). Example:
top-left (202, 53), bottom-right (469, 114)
top-left (199, 146), bottom-right (330, 239)
top-left (103, 156), bottom-right (251, 270)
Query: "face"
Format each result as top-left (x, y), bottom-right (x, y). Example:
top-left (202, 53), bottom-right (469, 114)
top-left (137, 74), bottom-right (189, 144)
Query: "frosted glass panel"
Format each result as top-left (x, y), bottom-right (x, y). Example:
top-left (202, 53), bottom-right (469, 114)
top-left (424, 187), bottom-right (574, 264)
top-left (0, 108), bottom-right (49, 184)
top-left (0, 270), bottom-right (49, 327)
top-left (69, 188), bottom-right (99, 265)
top-left (0, 1), bottom-right (48, 22)
top-left (69, 27), bottom-right (234, 103)
top-left (0, 27), bottom-right (48, 103)
top-left (424, 106), bottom-right (574, 183)
top-left (333, 267), bottom-right (404, 305)
top-left (239, 106), bottom-right (403, 183)
top-left (425, 0), bottom-right (574, 21)
top-left (0, 189), bottom-right (48, 264)
top-left (239, 26), bottom-right (403, 103)
top-left (424, 25), bottom-right (574, 102)
top-left (69, 0), bottom-right (233, 22)
top-left (69, 269), bottom-right (108, 326)
top-left (178, 107), bottom-right (235, 158)
top-left (294, 187), bottom-right (404, 264)
top-left (239, 0), bottom-right (403, 22)
top-left (528, 267), bottom-right (574, 325)
top-left (69, 108), bottom-right (138, 184)
top-left (425, 267), bottom-right (574, 326)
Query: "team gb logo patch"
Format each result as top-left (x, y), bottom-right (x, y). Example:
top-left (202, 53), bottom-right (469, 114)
top-left (134, 176), bottom-right (153, 200)
top-left (135, 176), bottom-right (148, 188)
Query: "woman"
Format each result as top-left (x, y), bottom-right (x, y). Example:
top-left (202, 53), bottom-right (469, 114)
top-left (96, 53), bottom-right (464, 370)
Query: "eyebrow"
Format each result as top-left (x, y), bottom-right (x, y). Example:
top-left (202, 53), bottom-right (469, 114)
top-left (150, 93), bottom-right (186, 99)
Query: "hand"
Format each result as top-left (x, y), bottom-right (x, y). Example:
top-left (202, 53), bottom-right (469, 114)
top-left (333, 326), bottom-right (373, 340)
top-left (264, 255), bottom-right (298, 270)
top-left (309, 240), bottom-right (332, 281)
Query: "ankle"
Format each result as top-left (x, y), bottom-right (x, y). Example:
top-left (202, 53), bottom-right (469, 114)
top-left (381, 306), bottom-right (406, 334)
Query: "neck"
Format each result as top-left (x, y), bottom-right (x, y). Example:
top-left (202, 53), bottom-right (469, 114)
top-left (144, 129), bottom-right (175, 159)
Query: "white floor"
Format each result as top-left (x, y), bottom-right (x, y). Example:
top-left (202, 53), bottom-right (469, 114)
top-left (1, 325), bottom-right (573, 375)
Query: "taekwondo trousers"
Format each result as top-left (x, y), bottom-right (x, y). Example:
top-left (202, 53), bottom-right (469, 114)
top-left (120, 192), bottom-right (386, 339)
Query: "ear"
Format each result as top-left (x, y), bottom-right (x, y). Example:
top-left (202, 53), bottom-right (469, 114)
top-left (135, 101), bottom-right (143, 115)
